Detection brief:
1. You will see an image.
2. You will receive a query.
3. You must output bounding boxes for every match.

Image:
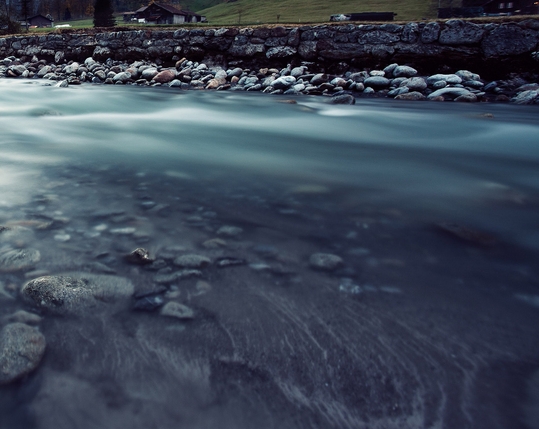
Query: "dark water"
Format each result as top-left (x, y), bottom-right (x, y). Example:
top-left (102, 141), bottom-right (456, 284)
top-left (0, 80), bottom-right (539, 429)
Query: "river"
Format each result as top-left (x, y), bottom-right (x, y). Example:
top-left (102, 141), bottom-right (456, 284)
top-left (1, 79), bottom-right (538, 429)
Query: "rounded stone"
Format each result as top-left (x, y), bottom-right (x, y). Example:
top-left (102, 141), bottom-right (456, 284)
top-left (309, 253), bottom-right (344, 271)
top-left (217, 225), bottom-right (243, 237)
top-left (160, 302), bottom-right (194, 320)
top-left (21, 273), bottom-right (134, 316)
top-left (401, 77), bottom-right (427, 91)
top-left (173, 254), bottom-right (211, 268)
top-left (393, 65), bottom-right (418, 78)
top-left (141, 67), bottom-right (159, 80)
top-left (0, 323), bottom-right (46, 385)
top-left (395, 91), bottom-right (426, 101)
top-left (364, 76), bottom-right (391, 88)
top-left (153, 70), bottom-right (176, 84)
top-left (330, 94), bottom-right (355, 105)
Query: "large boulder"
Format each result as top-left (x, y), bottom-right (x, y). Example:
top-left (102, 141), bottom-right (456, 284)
top-left (21, 273), bottom-right (134, 316)
top-left (0, 323), bottom-right (46, 384)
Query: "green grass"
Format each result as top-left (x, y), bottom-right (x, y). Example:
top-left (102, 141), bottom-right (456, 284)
top-left (198, 0), bottom-right (438, 25)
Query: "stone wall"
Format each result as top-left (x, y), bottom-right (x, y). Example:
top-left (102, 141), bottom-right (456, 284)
top-left (1, 19), bottom-right (538, 79)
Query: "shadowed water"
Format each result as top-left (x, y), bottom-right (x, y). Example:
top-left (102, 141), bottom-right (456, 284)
top-left (0, 80), bottom-right (538, 429)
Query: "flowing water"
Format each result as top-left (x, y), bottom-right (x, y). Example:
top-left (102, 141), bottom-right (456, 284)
top-left (0, 79), bottom-right (539, 429)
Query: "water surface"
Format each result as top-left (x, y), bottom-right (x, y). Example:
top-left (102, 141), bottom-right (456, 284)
top-left (0, 80), bottom-right (538, 429)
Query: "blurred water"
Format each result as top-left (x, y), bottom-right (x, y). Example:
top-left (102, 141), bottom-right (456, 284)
top-left (1, 80), bottom-right (539, 429)
top-left (1, 80), bottom-right (538, 249)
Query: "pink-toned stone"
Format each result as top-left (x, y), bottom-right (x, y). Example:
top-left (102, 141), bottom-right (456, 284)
top-left (153, 69), bottom-right (176, 84)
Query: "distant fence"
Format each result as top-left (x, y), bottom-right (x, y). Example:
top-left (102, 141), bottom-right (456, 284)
top-left (330, 12), bottom-right (396, 22)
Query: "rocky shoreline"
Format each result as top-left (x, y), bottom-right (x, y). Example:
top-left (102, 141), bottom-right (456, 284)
top-left (1, 53), bottom-right (539, 104)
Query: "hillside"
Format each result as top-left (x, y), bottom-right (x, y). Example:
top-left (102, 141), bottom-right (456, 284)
top-left (197, 0), bottom-right (440, 24)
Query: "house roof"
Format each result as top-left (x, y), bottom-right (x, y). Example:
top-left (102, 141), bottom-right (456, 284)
top-left (28, 14), bottom-right (54, 21)
top-left (135, 3), bottom-right (201, 17)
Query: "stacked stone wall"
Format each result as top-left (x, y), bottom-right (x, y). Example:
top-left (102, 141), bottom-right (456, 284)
top-left (1, 19), bottom-right (538, 79)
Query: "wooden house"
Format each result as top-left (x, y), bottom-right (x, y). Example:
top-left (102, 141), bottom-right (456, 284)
top-left (134, 3), bottom-right (206, 24)
top-left (462, 0), bottom-right (539, 15)
top-left (22, 14), bottom-right (54, 28)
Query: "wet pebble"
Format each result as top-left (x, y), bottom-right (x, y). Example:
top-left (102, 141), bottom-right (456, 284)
top-left (125, 248), bottom-right (154, 265)
top-left (216, 257), bottom-right (247, 267)
top-left (309, 253), bottom-right (344, 271)
top-left (217, 225), bottom-right (243, 237)
top-left (154, 269), bottom-right (202, 284)
top-left (173, 254), bottom-right (211, 269)
top-left (0, 323), bottom-right (46, 384)
top-left (20, 273), bottom-right (135, 316)
top-left (202, 238), bottom-right (227, 249)
top-left (160, 301), bottom-right (194, 320)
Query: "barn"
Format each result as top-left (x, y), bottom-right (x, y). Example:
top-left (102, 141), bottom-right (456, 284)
top-left (134, 3), bottom-right (206, 24)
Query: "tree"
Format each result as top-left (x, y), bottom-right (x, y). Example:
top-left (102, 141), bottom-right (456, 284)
top-left (93, 0), bottom-right (115, 27)
top-left (21, 0), bottom-right (33, 31)
top-left (0, 0), bottom-right (21, 34)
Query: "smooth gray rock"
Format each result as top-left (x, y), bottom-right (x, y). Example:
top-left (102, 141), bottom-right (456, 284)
top-left (427, 87), bottom-right (474, 99)
top-left (388, 87), bottom-right (409, 97)
top-left (330, 94), bottom-right (355, 105)
top-left (309, 253), bottom-right (344, 271)
top-left (310, 73), bottom-right (328, 85)
top-left (217, 225), bottom-right (243, 237)
top-left (395, 91), bottom-right (426, 101)
top-left (401, 77), bottom-right (427, 91)
top-left (112, 71), bottom-right (131, 83)
top-left (141, 67), bottom-right (159, 80)
top-left (0, 323), bottom-right (46, 384)
top-left (173, 254), bottom-right (211, 268)
top-left (513, 90), bottom-right (539, 104)
top-left (456, 70), bottom-right (480, 81)
top-left (427, 74), bottom-right (463, 85)
top-left (160, 302), bottom-right (194, 320)
top-left (272, 75), bottom-right (296, 89)
top-left (455, 93), bottom-right (478, 102)
top-left (393, 65), bottom-right (418, 78)
top-left (364, 76), bottom-right (390, 88)
top-left (21, 273), bottom-right (134, 316)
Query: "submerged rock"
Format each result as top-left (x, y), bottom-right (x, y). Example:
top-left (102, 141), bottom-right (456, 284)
top-left (173, 254), bottom-right (211, 269)
top-left (0, 323), bottom-right (46, 384)
top-left (2, 310), bottom-right (42, 325)
top-left (160, 301), bottom-right (194, 320)
top-left (20, 273), bottom-right (134, 316)
top-left (217, 225), bottom-right (244, 237)
top-left (125, 248), bottom-right (154, 265)
top-left (309, 253), bottom-right (344, 271)
top-left (133, 293), bottom-right (165, 311)
top-left (436, 222), bottom-right (496, 246)
top-left (0, 249), bottom-right (40, 272)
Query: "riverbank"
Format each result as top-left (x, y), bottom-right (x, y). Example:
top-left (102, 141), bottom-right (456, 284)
top-left (2, 53), bottom-right (539, 105)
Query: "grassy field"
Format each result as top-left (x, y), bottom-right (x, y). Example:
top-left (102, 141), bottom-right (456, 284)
top-left (198, 0), bottom-right (439, 25)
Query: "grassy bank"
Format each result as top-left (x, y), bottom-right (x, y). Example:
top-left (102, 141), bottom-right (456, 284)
top-left (198, 0), bottom-right (438, 25)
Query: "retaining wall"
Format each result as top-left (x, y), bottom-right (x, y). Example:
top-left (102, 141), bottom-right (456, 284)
top-left (1, 19), bottom-right (539, 78)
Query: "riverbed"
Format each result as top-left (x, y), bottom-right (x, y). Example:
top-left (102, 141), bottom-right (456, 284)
top-left (1, 80), bottom-right (538, 429)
